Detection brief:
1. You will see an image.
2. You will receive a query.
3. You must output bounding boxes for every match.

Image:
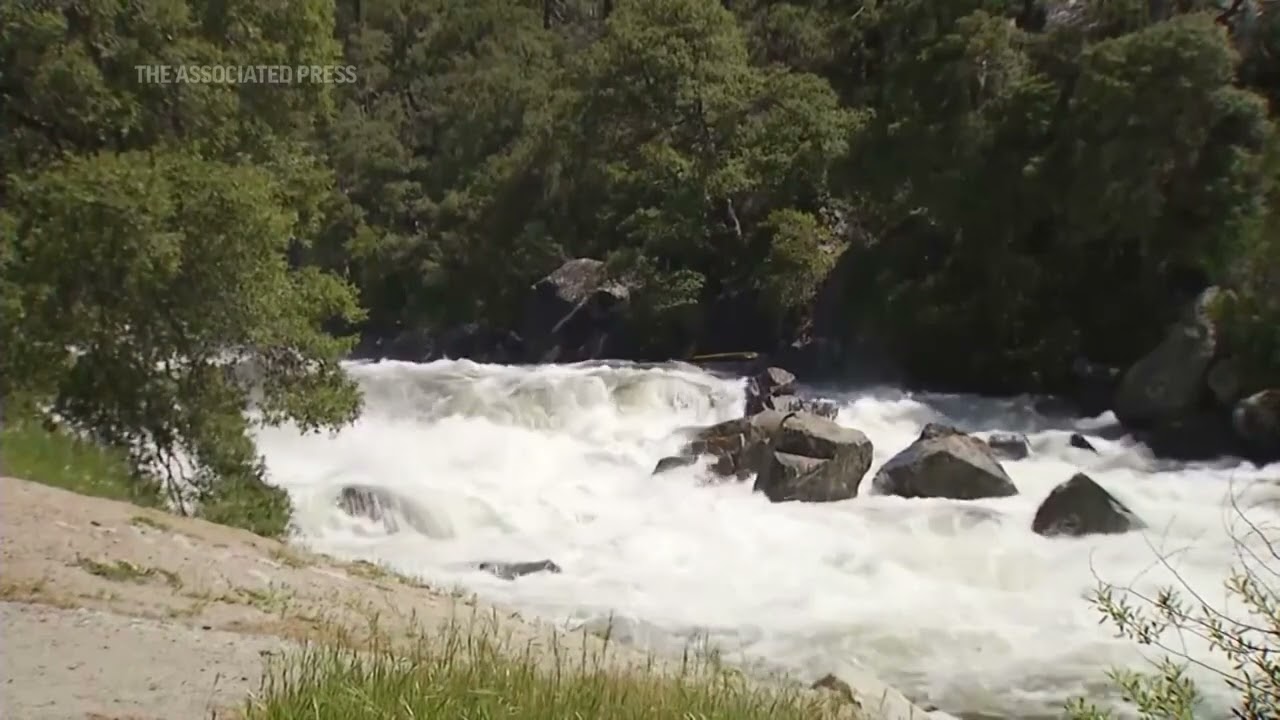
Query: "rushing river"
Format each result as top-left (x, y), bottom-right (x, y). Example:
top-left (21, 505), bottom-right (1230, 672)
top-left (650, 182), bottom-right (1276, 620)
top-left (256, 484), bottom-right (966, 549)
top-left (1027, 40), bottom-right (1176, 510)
top-left (255, 359), bottom-right (1280, 719)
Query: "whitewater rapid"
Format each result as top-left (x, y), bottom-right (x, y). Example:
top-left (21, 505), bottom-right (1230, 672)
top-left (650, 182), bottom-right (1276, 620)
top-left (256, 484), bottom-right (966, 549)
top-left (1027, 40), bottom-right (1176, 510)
top-left (255, 359), bottom-right (1279, 719)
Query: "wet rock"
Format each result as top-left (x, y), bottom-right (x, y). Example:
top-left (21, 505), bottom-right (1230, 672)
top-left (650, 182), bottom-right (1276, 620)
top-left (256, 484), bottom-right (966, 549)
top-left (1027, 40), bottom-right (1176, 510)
top-left (682, 409), bottom-right (868, 481)
top-left (1032, 473), bottom-right (1145, 537)
top-left (1115, 287), bottom-right (1221, 428)
top-left (764, 394), bottom-right (839, 420)
top-left (753, 442), bottom-right (871, 504)
top-left (767, 411), bottom-right (868, 460)
top-left (744, 367), bottom-right (797, 415)
top-left (871, 425), bottom-right (1019, 500)
top-left (335, 485), bottom-right (438, 535)
top-left (811, 673), bottom-right (860, 708)
top-left (652, 455), bottom-right (697, 475)
top-left (1233, 389), bottom-right (1280, 463)
top-left (984, 432), bottom-right (1030, 461)
top-left (477, 559), bottom-right (562, 580)
top-left (1068, 433), bottom-right (1097, 453)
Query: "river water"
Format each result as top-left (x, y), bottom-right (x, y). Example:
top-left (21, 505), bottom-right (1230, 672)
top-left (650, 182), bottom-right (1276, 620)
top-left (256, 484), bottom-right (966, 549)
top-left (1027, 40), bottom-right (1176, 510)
top-left (255, 359), bottom-right (1279, 719)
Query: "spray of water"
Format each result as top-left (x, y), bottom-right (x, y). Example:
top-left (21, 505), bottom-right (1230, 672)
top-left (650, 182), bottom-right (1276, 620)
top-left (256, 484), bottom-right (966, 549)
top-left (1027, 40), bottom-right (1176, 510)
top-left (255, 359), bottom-right (1280, 719)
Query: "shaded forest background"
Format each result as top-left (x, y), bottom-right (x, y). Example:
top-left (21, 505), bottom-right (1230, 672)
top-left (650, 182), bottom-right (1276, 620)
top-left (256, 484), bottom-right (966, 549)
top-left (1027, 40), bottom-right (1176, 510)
top-left (2, 0), bottom-right (1278, 511)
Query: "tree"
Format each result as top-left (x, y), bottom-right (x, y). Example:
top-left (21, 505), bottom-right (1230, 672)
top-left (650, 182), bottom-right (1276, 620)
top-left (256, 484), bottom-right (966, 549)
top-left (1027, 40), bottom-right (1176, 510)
top-left (0, 150), bottom-right (363, 536)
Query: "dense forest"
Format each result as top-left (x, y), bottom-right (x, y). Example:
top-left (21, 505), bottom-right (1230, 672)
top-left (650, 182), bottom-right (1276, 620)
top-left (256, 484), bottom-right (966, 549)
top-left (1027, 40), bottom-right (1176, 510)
top-left (2, 0), bottom-right (1279, 513)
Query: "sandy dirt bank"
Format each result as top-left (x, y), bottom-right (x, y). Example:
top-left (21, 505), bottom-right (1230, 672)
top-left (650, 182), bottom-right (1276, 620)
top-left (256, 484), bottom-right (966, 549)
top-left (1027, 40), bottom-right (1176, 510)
top-left (0, 476), bottom-right (933, 719)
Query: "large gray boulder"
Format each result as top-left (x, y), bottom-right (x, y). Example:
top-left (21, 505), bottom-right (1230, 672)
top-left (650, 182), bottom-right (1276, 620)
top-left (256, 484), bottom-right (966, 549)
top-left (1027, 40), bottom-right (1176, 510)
top-left (1032, 474), bottom-right (1145, 537)
top-left (672, 410), bottom-right (871, 487)
top-left (752, 413), bottom-right (874, 503)
top-left (1115, 287), bottom-right (1222, 428)
top-left (753, 445), bottom-right (872, 503)
top-left (871, 424), bottom-right (1019, 500)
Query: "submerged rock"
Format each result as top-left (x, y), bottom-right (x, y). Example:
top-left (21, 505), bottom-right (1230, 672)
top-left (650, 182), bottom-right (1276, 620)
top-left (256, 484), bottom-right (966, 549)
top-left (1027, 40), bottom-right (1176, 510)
top-left (984, 432), bottom-right (1030, 461)
top-left (1068, 433), bottom-right (1097, 453)
top-left (1032, 473), bottom-right (1145, 537)
top-left (477, 559), bottom-right (562, 580)
top-left (652, 455), bottom-right (697, 475)
top-left (872, 424), bottom-right (1019, 500)
top-left (335, 485), bottom-right (443, 536)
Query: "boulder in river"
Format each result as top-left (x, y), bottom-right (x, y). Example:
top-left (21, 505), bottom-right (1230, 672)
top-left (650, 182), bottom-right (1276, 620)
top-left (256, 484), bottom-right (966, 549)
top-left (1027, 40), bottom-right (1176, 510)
top-left (678, 409), bottom-right (871, 486)
top-left (744, 366), bottom-right (797, 415)
top-left (652, 455), bottom-right (698, 475)
top-left (984, 432), bottom-right (1030, 461)
top-left (1032, 473), bottom-right (1145, 537)
top-left (335, 485), bottom-right (441, 536)
top-left (752, 414), bottom-right (874, 503)
top-left (871, 424), bottom-right (1019, 500)
top-left (1068, 433), bottom-right (1097, 453)
top-left (763, 394), bottom-right (840, 420)
top-left (477, 559), bottom-right (562, 580)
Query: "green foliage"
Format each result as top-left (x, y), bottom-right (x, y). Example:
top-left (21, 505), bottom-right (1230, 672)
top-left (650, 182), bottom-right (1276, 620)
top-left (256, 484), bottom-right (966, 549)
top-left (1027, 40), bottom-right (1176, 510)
top-left (1216, 130), bottom-right (1280, 389)
top-left (1065, 546), bottom-right (1280, 719)
top-left (1, 150), bottom-right (359, 536)
top-left (1, 0), bottom-right (1278, 533)
top-left (0, 404), bottom-right (163, 508)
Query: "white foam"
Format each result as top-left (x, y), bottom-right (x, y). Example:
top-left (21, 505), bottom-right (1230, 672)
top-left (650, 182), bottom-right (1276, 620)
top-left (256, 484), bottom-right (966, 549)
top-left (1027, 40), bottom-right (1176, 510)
top-left (255, 359), bottom-right (1279, 719)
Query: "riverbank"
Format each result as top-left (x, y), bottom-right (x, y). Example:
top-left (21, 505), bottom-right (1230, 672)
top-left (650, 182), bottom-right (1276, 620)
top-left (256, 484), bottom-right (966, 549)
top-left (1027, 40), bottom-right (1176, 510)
top-left (0, 475), bottom-right (935, 719)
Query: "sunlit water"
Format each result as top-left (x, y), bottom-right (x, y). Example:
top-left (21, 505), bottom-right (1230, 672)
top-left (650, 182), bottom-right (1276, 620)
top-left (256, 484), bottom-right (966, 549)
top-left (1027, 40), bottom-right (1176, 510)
top-left (255, 359), bottom-right (1280, 719)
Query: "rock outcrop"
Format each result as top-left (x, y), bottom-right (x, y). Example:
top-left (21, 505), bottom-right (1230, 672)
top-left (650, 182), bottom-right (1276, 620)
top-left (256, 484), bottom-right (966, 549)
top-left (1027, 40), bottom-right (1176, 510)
top-left (1115, 287), bottom-right (1221, 427)
top-left (1032, 474), bottom-right (1145, 537)
top-left (871, 424), bottom-right (1019, 500)
top-left (522, 258), bottom-right (635, 363)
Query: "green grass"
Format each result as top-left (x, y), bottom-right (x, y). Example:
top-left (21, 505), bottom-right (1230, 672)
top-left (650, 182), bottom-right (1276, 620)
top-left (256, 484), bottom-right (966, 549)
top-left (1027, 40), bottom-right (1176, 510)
top-left (245, 619), bottom-right (860, 720)
top-left (0, 412), bottom-right (162, 507)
